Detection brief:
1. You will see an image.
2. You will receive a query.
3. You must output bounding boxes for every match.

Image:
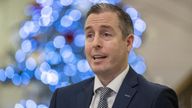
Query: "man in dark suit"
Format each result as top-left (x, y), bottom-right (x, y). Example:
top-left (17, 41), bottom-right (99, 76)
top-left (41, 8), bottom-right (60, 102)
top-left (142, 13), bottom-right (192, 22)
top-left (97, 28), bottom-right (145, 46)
top-left (49, 3), bottom-right (178, 108)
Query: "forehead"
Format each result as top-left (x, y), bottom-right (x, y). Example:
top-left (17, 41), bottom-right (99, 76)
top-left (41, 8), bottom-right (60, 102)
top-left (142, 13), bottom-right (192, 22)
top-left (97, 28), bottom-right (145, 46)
top-left (84, 12), bottom-right (119, 30)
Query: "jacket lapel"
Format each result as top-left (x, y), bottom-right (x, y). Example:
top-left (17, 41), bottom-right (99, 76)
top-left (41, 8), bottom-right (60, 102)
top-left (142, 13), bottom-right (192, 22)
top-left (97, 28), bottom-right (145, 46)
top-left (76, 78), bottom-right (94, 108)
top-left (112, 67), bottom-right (138, 108)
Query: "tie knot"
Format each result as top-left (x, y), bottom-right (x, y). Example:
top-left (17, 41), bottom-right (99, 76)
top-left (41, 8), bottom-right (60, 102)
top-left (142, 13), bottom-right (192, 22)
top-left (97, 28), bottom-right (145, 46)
top-left (99, 87), bottom-right (113, 99)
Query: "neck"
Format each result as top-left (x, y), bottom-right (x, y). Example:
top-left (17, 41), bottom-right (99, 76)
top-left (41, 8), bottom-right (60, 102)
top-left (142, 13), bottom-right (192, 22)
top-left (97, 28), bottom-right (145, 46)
top-left (98, 74), bottom-right (117, 86)
top-left (97, 64), bottom-right (128, 86)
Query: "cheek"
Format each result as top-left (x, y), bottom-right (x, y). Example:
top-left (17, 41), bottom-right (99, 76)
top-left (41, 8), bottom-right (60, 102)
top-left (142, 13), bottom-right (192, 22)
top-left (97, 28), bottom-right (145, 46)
top-left (106, 45), bottom-right (121, 57)
top-left (109, 43), bottom-right (127, 57)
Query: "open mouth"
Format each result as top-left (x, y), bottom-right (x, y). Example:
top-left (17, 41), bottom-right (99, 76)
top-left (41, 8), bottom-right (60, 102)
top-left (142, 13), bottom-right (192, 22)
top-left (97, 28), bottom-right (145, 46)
top-left (93, 55), bottom-right (107, 60)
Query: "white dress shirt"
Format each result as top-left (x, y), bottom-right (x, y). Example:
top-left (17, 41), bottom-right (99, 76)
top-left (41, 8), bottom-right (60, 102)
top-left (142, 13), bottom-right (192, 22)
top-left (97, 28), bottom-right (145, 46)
top-left (89, 65), bottom-right (129, 108)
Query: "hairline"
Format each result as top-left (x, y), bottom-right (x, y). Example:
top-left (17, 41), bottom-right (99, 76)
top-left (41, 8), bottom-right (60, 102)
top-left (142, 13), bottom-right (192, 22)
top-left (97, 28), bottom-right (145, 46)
top-left (86, 11), bottom-right (127, 37)
top-left (85, 4), bottom-right (133, 38)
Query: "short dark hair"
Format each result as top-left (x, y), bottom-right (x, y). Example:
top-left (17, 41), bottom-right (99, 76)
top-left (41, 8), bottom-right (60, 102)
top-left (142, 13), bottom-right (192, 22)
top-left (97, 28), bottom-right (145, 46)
top-left (86, 3), bottom-right (134, 37)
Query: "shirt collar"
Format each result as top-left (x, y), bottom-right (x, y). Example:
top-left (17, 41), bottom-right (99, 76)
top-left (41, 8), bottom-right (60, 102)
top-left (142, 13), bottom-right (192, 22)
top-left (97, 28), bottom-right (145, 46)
top-left (93, 65), bottom-right (129, 93)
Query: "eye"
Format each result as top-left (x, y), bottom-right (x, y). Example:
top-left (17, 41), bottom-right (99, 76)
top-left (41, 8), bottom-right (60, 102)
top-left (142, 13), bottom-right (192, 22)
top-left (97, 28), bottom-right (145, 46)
top-left (86, 32), bottom-right (94, 41)
top-left (85, 32), bottom-right (92, 38)
top-left (102, 32), bottom-right (112, 37)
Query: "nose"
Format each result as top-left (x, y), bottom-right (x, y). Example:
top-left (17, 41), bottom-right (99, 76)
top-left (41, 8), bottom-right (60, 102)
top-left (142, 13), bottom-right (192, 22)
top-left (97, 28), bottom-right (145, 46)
top-left (92, 35), bottom-right (103, 49)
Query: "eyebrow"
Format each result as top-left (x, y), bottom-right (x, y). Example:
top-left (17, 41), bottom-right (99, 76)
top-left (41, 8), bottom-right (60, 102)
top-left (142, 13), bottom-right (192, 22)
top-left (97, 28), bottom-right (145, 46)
top-left (84, 26), bottom-right (91, 31)
top-left (85, 25), bottom-right (114, 31)
top-left (100, 25), bottom-right (113, 30)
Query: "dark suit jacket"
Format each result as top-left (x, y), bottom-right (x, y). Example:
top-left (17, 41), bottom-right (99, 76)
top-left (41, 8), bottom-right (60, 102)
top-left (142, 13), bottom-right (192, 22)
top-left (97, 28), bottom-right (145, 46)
top-left (49, 67), bottom-right (178, 108)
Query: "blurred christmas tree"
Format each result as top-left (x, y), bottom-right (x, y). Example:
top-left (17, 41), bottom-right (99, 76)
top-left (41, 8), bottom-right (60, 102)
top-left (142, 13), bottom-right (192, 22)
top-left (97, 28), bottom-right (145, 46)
top-left (0, 0), bottom-right (147, 107)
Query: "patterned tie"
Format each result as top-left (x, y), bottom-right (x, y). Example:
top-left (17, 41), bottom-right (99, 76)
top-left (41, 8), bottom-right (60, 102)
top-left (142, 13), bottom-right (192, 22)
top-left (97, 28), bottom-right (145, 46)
top-left (97, 87), bottom-right (112, 108)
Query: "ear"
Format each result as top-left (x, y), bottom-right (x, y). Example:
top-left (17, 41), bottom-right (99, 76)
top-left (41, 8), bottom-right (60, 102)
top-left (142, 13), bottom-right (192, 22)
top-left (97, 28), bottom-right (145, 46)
top-left (126, 34), bottom-right (134, 52)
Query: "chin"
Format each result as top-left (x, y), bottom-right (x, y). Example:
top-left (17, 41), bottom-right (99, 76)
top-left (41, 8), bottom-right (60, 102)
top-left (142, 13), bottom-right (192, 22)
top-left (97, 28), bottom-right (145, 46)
top-left (92, 67), bottom-right (109, 74)
top-left (92, 68), bottom-right (104, 73)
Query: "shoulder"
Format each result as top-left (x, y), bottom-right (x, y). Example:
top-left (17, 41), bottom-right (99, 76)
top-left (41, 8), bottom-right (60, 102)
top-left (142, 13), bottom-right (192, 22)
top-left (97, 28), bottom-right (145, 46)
top-left (126, 67), bottom-right (176, 95)
top-left (136, 74), bottom-right (178, 108)
top-left (49, 77), bottom-right (94, 108)
top-left (137, 74), bottom-right (174, 94)
top-left (49, 77), bottom-right (94, 107)
top-left (56, 77), bottom-right (94, 95)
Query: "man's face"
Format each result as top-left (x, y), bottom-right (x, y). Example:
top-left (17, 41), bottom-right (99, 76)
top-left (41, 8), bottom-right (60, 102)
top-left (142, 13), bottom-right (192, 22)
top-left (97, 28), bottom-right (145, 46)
top-left (84, 11), bottom-right (133, 77)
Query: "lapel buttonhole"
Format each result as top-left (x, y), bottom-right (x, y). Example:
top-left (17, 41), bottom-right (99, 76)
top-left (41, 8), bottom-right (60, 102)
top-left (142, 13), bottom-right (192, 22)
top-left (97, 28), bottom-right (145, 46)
top-left (124, 94), bottom-right (131, 98)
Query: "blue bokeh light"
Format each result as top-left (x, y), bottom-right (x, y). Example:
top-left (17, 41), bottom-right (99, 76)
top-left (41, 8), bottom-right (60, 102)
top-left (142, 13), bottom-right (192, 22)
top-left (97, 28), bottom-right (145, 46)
top-left (131, 56), bottom-right (147, 74)
top-left (58, 72), bottom-right (69, 82)
top-left (63, 64), bottom-right (77, 76)
top-left (55, 81), bottom-right (69, 89)
top-left (26, 57), bottom-right (37, 71)
top-left (5, 66), bottom-right (15, 79)
top-left (47, 69), bottom-right (59, 85)
top-left (60, 45), bottom-right (76, 63)
top-left (73, 0), bottom-right (92, 12)
top-left (30, 39), bottom-right (38, 51)
top-left (15, 100), bottom-right (48, 108)
top-left (134, 29), bottom-right (143, 37)
top-left (133, 35), bottom-right (142, 48)
top-left (41, 69), bottom-right (59, 85)
top-left (41, 6), bottom-right (53, 17)
top-left (128, 50), bottom-right (137, 64)
top-left (23, 21), bottom-right (35, 34)
top-left (49, 85), bottom-right (56, 92)
top-left (99, 0), bottom-right (110, 3)
top-left (77, 59), bottom-right (90, 73)
top-left (89, 0), bottom-right (121, 4)
top-left (19, 21), bottom-right (40, 38)
top-left (134, 18), bottom-right (147, 33)
top-left (39, 16), bottom-right (52, 26)
top-left (38, 104), bottom-right (48, 108)
top-left (52, 0), bottom-right (63, 10)
top-left (41, 71), bottom-right (49, 84)
top-left (21, 40), bottom-right (32, 53)
top-left (23, 70), bottom-right (33, 79)
top-left (24, 21), bottom-right (39, 34)
top-left (21, 72), bottom-right (31, 85)
top-left (52, 10), bottom-right (60, 22)
top-left (40, 62), bottom-right (51, 72)
top-left (26, 99), bottom-right (37, 108)
top-left (35, 67), bottom-right (41, 80)
top-left (126, 7), bottom-right (138, 20)
top-left (37, 0), bottom-right (53, 6)
top-left (111, 0), bottom-right (121, 4)
top-left (53, 35), bottom-right (66, 48)
top-left (31, 12), bottom-right (41, 21)
top-left (12, 74), bottom-right (22, 86)
top-left (14, 103), bottom-right (24, 108)
top-left (15, 49), bottom-right (26, 63)
top-left (79, 71), bottom-right (94, 80)
top-left (60, 0), bottom-right (73, 6)
top-left (45, 51), bottom-right (61, 65)
top-left (60, 15), bottom-right (73, 27)
top-left (44, 41), bottom-right (56, 53)
top-left (74, 34), bottom-right (85, 47)
top-left (71, 74), bottom-right (81, 83)
top-left (0, 69), bottom-right (6, 81)
top-left (89, 0), bottom-right (100, 3)
top-left (69, 9), bottom-right (82, 21)
top-left (60, 45), bottom-right (72, 55)
top-left (19, 27), bottom-right (29, 39)
top-left (64, 52), bottom-right (76, 63)
top-left (36, 0), bottom-right (46, 4)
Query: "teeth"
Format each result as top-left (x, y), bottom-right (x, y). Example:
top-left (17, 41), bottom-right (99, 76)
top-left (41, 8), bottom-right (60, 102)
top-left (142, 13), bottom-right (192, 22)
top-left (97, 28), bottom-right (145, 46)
top-left (94, 55), bottom-right (103, 57)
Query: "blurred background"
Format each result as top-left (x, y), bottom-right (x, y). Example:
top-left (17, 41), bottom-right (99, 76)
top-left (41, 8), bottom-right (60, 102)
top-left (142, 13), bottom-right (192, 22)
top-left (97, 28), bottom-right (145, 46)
top-left (0, 0), bottom-right (191, 108)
